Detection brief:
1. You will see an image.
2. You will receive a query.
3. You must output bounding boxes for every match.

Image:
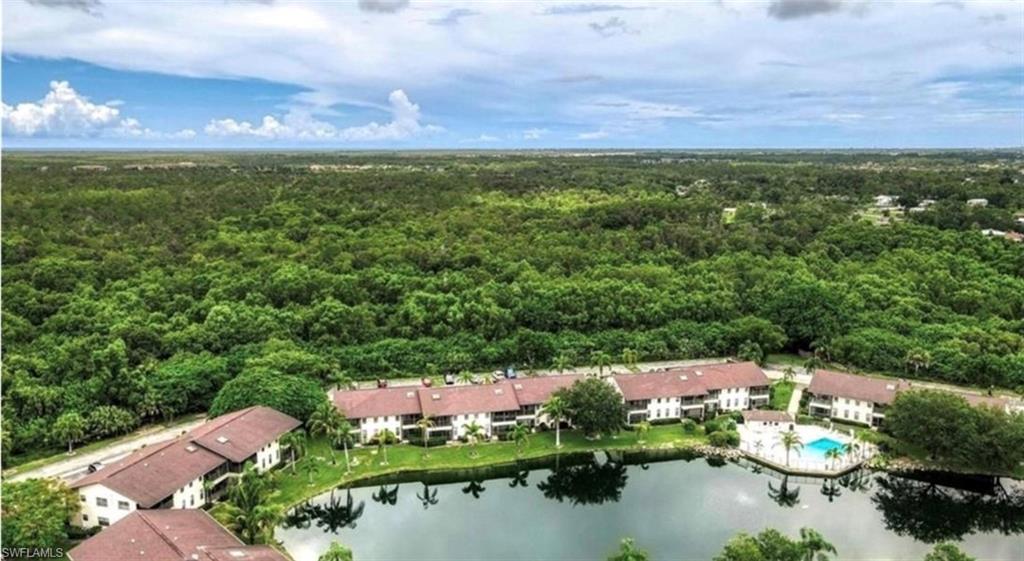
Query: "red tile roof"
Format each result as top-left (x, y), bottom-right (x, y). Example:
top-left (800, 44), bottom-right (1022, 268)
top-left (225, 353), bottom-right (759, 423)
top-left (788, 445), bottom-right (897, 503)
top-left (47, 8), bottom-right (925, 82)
top-left (807, 370), bottom-right (909, 405)
top-left (613, 362), bottom-right (769, 401)
top-left (330, 386), bottom-right (424, 419)
top-left (418, 384), bottom-right (521, 417)
top-left (70, 438), bottom-right (224, 508)
top-left (204, 546), bottom-right (290, 561)
top-left (189, 406), bottom-right (301, 463)
top-left (67, 510), bottom-right (288, 561)
top-left (741, 410), bottom-right (793, 423)
top-left (71, 406), bottom-right (299, 506)
top-left (506, 374), bottom-right (584, 405)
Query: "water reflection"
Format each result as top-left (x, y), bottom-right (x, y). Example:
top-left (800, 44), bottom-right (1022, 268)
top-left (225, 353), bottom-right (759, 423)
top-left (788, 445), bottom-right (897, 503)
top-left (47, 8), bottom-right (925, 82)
top-left (536, 458), bottom-right (628, 506)
top-left (371, 485), bottom-right (399, 507)
top-left (279, 452), bottom-right (1024, 560)
top-left (872, 474), bottom-right (1024, 543)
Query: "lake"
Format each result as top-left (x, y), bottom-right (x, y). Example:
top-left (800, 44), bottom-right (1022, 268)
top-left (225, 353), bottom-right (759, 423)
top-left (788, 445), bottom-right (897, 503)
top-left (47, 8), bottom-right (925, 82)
top-left (277, 451), bottom-right (1024, 560)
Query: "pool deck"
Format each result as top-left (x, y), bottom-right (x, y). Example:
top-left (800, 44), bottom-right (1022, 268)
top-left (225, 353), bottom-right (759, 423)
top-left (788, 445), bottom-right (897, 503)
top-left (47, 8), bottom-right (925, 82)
top-left (737, 423), bottom-right (874, 477)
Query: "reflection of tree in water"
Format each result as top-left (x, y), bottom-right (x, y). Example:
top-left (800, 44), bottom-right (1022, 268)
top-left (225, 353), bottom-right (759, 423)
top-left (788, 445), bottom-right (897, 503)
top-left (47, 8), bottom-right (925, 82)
top-left (767, 475), bottom-right (801, 508)
top-left (372, 484), bottom-right (399, 506)
top-left (281, 489), bottom-right (365, 534)
top-left (537, 460), bottom-right (628, 506)
top-left (838, 470), bottom-right (873, 493)
top-left (872, 475), bottom-right (1024, 543)
top-left (508, 470), bottom-right (529, 488)
top-left (462, 480), bottom-right (486, 499)
top-left (417, 482), bottom-right (440, 510)
top-left (820, 478), bottom-right (842, 503)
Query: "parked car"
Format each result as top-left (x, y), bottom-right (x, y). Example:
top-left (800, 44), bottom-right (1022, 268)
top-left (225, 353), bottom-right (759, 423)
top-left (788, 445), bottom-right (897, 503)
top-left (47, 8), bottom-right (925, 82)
top-left (376, 379), bottom-right (388, 388)
top-left (504, 367), bottom-right (518, 379)
top-left (422, 377), bottom-right (433, 387)
top-left (444, 373), bottom-right (455, 385)
top-left (87, 462), bottom-right (103, 473)
top-left (491, 370), bottom-right (504, 382)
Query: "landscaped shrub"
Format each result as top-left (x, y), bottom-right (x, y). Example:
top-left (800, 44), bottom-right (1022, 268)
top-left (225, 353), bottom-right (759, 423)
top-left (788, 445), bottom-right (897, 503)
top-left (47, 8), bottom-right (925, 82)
top-left (725, 430), bottom-right (740, 446)
top-left (650, 418), bottom-right (679, 426)
top-left (704, 416), bottom-right (736, 434)
top-left (681, 419), bottom-right (698, 433)
top-left (708, 431), bottom-right (731, 447)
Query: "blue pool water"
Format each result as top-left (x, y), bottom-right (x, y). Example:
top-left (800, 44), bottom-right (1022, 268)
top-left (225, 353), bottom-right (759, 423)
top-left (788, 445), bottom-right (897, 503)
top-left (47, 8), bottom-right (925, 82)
top-left (804, 437), bottom-right (845, 459)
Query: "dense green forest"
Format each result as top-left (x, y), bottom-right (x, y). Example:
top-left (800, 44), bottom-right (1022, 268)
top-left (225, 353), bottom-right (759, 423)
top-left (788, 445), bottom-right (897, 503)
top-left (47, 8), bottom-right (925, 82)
top-left (3, 151), bottom-right (1023, 459)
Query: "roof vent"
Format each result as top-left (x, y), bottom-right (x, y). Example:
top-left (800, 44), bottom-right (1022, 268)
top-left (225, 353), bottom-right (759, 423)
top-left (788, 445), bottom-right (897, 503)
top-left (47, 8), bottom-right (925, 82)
top-left (406, 391), bottom-right (415, 398)
top-left (229, 551), bottom-right (247, 559)
top-left (885, 384), bottom-right (896, 391)
top-left (695, 370), bottom-right (703, 376)
top-left (494, 388), bottom-right (503, 395)
top-left (514, 384), bottom-right (523, 390)
top-left (679, 375), bottom-right (688, 381)
top-left (432, 393), bottom-right (441, 400)
top-left (216, 436), bottom-right (230, 444)
top-left (185, 445), bottom-right (197, 453)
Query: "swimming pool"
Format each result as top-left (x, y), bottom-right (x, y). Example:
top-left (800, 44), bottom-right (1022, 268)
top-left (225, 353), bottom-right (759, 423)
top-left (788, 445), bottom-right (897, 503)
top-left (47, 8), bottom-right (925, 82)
top-left (804, 437), bottom-right (845, 459)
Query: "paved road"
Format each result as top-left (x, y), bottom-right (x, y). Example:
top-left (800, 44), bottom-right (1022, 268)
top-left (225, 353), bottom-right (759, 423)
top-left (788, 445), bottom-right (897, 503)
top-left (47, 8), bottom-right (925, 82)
top-left (5, 417), bottom-right (207, 483)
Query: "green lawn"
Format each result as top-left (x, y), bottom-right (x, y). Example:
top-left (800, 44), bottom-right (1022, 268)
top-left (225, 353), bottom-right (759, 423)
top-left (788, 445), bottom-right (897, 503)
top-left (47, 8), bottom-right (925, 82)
top-left (268, 424), bottom-right (707, 509)
top-left (770, 381), bottom-right (795, 411)
top-left (765, 353), bottom-right (806, 368)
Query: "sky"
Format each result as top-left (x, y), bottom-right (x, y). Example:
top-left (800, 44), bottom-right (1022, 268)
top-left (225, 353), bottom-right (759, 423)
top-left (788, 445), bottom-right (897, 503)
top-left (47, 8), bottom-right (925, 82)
top-left (1, 0), bottom-right (1022, 149)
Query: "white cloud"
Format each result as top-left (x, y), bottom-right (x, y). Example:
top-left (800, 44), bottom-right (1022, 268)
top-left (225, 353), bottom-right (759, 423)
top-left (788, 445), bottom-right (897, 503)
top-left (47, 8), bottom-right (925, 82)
top-left (2, 80), bottom-right (120, 136)
top-left (523, 128), bottom-right (549, 140)
top-left (1, 80), bottom-right (193, 140)
top-left (204, 89), bottom-right (441, 142)
top-left (577, 130), bottom-right (610, 140)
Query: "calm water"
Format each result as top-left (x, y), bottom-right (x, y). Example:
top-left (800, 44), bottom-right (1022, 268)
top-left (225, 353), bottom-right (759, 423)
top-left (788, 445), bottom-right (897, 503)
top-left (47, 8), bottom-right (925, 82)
top-left (804, 438), bottom-right (845, 460)
top-left (277, 451), bottom-right (1024, 561)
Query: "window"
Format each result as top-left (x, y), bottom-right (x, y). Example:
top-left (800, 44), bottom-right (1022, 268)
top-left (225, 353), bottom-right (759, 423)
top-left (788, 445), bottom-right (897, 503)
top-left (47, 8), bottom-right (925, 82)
top-left (98, 517), bottom-right (110, 527)
top-left (118, 501), bottom-right (130, 511)
top-left (190, 496), bottom-right (195, 506)
top-left (80, 495), bottom-right (86, 502)
top-left (96, 497), bottom-right (108, 507)
top-left (83, 514), bottom-right (89, 522)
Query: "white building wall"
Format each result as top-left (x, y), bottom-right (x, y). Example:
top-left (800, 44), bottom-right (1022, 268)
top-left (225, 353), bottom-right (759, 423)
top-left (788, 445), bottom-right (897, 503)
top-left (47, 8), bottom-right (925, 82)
top-left (717, 387), bottom-right (752, 411)
top-left (645, 396), bottom-right (681, 421)
top-left (171, 475), bottom-right (207, 510)
top-left (255, 440), bottom-right (281, 472)
top-left (830, 396), bottom-right (874, 425)
top-left (452, 412), bottom-right (493, 439)
top-left (73, 484), bottom-right (137, 529)
top-left (358, 415), bottom-right (403, 443)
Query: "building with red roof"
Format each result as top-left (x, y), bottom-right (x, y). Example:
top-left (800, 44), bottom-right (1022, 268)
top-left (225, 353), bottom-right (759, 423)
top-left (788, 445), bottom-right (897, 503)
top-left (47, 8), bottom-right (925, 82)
top-left (67, 510), bottom-right (288, 561)
top-left (70, 406), bottom-right (299, 529)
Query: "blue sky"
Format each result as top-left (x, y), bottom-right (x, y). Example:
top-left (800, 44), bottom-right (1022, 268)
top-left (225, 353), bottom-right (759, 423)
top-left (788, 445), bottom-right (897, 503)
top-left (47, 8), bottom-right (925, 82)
top-left (2, 0), bottom-right (1022, 149)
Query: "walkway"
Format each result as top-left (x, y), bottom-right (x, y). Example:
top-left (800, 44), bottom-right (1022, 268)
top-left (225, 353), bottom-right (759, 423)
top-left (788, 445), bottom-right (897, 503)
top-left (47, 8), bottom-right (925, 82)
top-left (786, 386), bottom-right (804, 417)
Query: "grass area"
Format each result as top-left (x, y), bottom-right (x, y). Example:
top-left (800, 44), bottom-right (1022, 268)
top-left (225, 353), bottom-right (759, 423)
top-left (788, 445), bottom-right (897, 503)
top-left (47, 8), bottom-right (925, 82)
top-left (770, 381), bottom-right (795, 411)
top-left (268, 424), bottom-right (707, 509)
top-left (765, 353), bottom-right (806, 368)
top-left (2, 413), bottom-right (205, 474)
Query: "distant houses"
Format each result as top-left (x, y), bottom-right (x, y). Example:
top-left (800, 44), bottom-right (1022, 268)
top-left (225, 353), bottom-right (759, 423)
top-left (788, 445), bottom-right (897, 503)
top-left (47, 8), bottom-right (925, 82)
top-left (330, 362), bottom-right (772, 442)
top-left (70, 406), bottom-right (300, 529)
top-left (807, 369), bottom-right (1014, 427)
top-left (67, 510), bottom-right (287, 561)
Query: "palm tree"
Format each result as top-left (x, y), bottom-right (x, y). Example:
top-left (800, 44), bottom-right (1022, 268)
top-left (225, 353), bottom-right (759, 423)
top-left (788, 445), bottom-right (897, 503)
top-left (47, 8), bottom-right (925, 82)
top-left (331, 420), bottom-right (354, 473)
top-left (307, 401), bottom-right (344, 465)
top-left (540, 395), bottom-right (569, 448)
top-left (509, 470), bottom-right (529, 488)
top-left (279, 430), bottom-right (307, 474)
top-left (635, 421), bottom-right (651, 443)
top-left (222, 464), bottom-right (281, 544)
top-left (509, 423), bottom-right (530, 456)
top-left (843, 440), bottom-right (862, 462)
top-left (621, 348), bottom-right (639, 371)
top-left (824, 447), bottom-right (842, 470)
top-left (463, 421), bottom-right (484, 457)
top-left (753, 439), bottom-right (765, 456)
top-left (415, 415), bottom-right (435, 456)
top-left (318, 541), bottom-right (353, 561)
top-left (553, 353), bottom-right (574, 374)
top-left (775, 430), bottom-right (804, 467)
top-left (904, 348), bottom-right (932, 375)
top-left (782, 366), bottom-right (796, 383)
top-left (803, 355), bottom-right (825, 374)
top-left (799, 527), bottom-right (837, 561)
top-left (302, 459), bottom-right (321, 485)
top-left (377, 428), bottom-right (397, 465)
top-left (327, 371), bottom-right (356, 392)
top-left (606, 537), bottom-right (649, 561)
top-left (590, 350), bottom-right (613, 376)
top-left (457, 370), bottom-right (475, 385)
